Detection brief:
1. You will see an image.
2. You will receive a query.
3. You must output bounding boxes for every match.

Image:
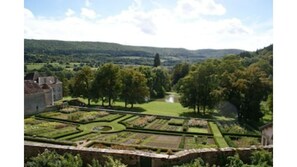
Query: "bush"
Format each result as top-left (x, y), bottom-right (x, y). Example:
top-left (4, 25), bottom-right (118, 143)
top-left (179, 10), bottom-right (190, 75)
top-left (226, 153), bottom-right (244, 167)
top-left (104, 156), bottom-right (127, 167)
top-left (26, 149), bottom-right (83, 167)
top-left (87, 159), bottom-right (102, 167)
top-left (60, 107), bottom-right (78, 114)
top-left (173, 157), bottom-right (206, 167)
top-left (250, 149), bottom-right (273, 166)
top-left (188, 119), bottom-right (208, 128)
top-left (166, 149), bottom-right (174, 155)
top-left (168, 118), bottom-right (185, 126)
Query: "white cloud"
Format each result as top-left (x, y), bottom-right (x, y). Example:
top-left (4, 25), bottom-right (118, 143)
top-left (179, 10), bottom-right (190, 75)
top-left (80, 8), bottom-right (97, 19)
top-left (175, 0), bottom-right (226, 18)
top-left (65, 9), bottom-right (75, 17)
top-left (24, 8), bottom-right (34, 19)
top-left (24, 0), bottom-right (272, 51)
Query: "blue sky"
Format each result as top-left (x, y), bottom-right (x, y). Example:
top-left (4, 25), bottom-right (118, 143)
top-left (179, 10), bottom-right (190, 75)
top-left (24, 0), bottom-right (272, 50)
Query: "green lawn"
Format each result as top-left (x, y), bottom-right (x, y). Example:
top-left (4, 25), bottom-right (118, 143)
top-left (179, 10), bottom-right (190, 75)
top-left (188, 127), bottom-right (209, 134)
top-left (59, 97), bottom-right (193, 117)
top-left (208, 122), bottom-right (229, 148)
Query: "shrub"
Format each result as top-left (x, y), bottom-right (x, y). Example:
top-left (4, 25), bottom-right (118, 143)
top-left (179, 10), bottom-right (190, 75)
top-left (250, 149), bottom-right (273, 166)
top-left (68, 113), bottom-right (82, 121)
top-left (168, 118), bottom-right (185, 126)
top-left (167, 149), bottom-right (174, 155)
top-left (225, 153), bottom-right (244, 167)
top-left (60, 107), bottom-right (78, 114)
top-left (87, 159), bottom-right (102, 167)
top-left (188, 119), bottom-right (208, 128)
top-left (104, 156), bottom-right (127, 167)
top-left (26, 149), bottom-right (83, 167)
top-left (173, 157), bottom-right (206, 167)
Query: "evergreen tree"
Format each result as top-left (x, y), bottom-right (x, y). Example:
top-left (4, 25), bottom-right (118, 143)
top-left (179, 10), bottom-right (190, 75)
top-left (153, 53), bottom-right (161, 67)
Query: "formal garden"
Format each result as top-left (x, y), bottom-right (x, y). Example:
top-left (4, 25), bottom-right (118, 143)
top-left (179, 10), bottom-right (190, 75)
top-left (24, 106), bottom-right (262, 155)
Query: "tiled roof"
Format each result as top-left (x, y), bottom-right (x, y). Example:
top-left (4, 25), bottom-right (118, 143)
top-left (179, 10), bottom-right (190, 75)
top-left (24, 80), bottom-right (44, 94)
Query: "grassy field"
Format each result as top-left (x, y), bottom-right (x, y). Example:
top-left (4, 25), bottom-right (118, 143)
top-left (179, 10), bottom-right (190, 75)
top-left (26, 62), bottom-right (81, 71)
top-left (60, 96), bottom-right (193, 117)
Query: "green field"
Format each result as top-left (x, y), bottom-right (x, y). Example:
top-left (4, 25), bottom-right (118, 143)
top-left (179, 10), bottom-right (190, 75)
top-left (60, 97), bottom-right (195, 117)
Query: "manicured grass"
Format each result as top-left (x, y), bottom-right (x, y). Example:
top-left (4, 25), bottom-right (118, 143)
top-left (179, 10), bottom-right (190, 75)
top-left (25, 118), bottom-right (79, 139)
top-left (26, 63), bottom-right (81, 71)
top-left (60, 114), bottom-right (131, 141)
top-left (208, 122), bottom-right (229, 148)
top-left (188, 127), bottom-right (209, 133)
top-left (59, 97), bottom-right (193, 117)
top-left (168, 118), bottom-right (185, 126)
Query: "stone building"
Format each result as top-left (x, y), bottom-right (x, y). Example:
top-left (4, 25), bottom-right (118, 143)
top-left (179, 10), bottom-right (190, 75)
top-left (25, 72), bottom-right (63, 101)
top-left (259, 122), bottom-right (273, 146)
top-left (24, 72), bottom-right (63, 115)
top-left (24, 80), bottom-right (53, 116)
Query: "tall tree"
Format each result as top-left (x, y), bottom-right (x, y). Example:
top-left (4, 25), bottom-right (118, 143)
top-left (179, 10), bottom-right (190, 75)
top-left (92, 63), bottom-right (122, 107)
top-left (153, 53), bottom-right (161, 67)
top-left (72, 66), bottom-right (94, 106)
top-left (171, 62), bottom-right (190, 86)
top-left (151, 67), bottom-right (170, 98)
top-left (120, 68), bottom-right (149, 108)
top-left (215, 55), bottom-right (272, 121)
top-left (178, 60), bottom-right (219, 114)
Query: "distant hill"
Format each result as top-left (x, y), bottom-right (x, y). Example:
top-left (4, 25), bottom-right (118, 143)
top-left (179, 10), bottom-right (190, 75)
top-left (24, 39), bottom-right (245, 66)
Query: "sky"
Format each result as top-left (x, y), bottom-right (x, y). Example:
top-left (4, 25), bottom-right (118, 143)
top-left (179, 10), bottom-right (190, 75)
top-left (24, 0), bottom-right (272, 51)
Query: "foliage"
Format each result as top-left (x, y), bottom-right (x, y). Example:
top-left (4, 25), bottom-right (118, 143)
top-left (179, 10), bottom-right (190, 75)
top-left (168, 118), bottom-right (185, 126)
top-left (153, 53), bottom-right (161, 67)
top-left (72, 66), bottom-right (94, 105)
top-left (188, 118), bottom-right (208, 128)
top-left (226, 153), bottom-right (244, 167)
top-left (25, 39), bottom-right (243, 67)
top-left (126, 116), bottom-right (156, 128)
top-left (178, 59), bottom-right (219, 114)
top-left (173, 157), bottom-right (206, 167)
top-left (92, 63), bottom-right (122, 106)
top-left (26, 150), bottom-right (127, 167)
top-left (104, 156), bottom-right (127, 167)
top-left (151, 67), bottom-right (171, 98)
top-left (60, 107), bottom-right (78, 114)
top-left (171, 62), bottom-right (190, 85)
top-left (178, 45), bottom-right (273, 122)
top-left (87, 159), bottom-right (102, 167)
top-left (120, 68), bottom-right (149, 108)
top-left (250, 150), bottom-right (273, 166)
top-left (26, 149), bottom-right (83, 167)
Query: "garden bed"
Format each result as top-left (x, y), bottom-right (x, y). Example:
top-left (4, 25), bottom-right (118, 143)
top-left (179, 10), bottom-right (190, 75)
top-left (224, 135), bottom-right (261, 148)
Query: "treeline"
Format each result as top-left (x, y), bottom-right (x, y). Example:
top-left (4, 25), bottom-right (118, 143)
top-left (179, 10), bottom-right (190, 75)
top-left (24, 39), bottom-right (244, 67)
top-left (176, 45), bottom-right (273, 121)
top-left (26, 45), bottom-right (272, 122)
top-left (69, 63), bottom-right (171, 108)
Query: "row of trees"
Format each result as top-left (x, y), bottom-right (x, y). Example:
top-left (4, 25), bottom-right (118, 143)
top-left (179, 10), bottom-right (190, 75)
top-left (71, 63), bottom-right (171, 108)
top-left (177, 45), bottom-right (273, 121)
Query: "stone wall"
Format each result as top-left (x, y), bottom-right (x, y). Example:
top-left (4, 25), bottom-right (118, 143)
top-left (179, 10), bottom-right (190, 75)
top-left (24, 141), bottom-right (272, 167)
top-left (24, 90), bottom-right (53, 116)
top-left (51, 83), bottom-right (63, 101)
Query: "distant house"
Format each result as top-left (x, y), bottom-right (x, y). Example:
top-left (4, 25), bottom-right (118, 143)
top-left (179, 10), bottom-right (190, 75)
top-left (24, 80), bottom-right (53, 115)
top-left (25, 72), bottom-right (63, 101)
top-left (259, 123), bottom-right (273, 146)
top-left (24, 72), bottom-right (63, 115)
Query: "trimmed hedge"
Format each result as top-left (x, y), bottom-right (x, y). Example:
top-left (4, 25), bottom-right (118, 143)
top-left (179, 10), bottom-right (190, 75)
top-left (24, 136), bottom-right (76, 146)
top-left (208, 122), bottom-right (229, 148)
top-left (126, 128), bottom-right (213, 136)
